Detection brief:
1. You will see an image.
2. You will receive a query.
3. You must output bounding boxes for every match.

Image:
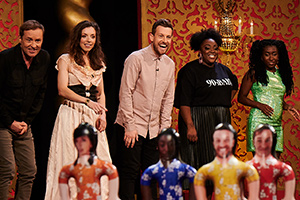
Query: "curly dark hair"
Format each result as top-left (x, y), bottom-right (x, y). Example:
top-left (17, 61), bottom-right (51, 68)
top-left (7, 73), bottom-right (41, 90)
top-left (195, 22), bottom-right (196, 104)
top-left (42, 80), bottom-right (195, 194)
top-left (249, 39), bottom-right (294, 96)
top-left (69, 20), bottom-right (106, 70)
top-left (190, 28), bottom-right (222, 51)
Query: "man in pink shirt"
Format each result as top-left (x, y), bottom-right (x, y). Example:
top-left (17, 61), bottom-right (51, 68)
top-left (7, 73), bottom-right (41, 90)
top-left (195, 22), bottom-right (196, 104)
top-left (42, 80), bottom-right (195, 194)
top-left (114, 18), bottom-right (175, 200)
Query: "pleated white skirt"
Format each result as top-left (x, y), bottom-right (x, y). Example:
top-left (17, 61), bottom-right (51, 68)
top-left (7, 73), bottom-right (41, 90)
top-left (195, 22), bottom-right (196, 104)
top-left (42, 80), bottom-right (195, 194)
top-left (44, 100), bottom-right (111, 200)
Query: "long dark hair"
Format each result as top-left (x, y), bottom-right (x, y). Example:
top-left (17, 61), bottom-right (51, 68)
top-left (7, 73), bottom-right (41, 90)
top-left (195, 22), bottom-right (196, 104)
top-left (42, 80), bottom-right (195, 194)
top-left (249, 39), bottom-right (294, 96)
top-left (69, 20), bottom-right (106, 70)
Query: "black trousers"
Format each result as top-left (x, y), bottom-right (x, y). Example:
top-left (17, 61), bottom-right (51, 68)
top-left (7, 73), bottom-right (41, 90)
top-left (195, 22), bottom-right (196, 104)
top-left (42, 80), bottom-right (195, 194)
top-left (113, 124), bottom-right (159, 200)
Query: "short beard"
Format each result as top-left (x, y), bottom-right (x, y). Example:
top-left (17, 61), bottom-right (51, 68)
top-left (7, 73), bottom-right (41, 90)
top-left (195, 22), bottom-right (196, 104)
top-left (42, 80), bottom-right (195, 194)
top-left (153, 44), bottom-right (167, 57)
top-left (216, 152), bottom-right (232, 159)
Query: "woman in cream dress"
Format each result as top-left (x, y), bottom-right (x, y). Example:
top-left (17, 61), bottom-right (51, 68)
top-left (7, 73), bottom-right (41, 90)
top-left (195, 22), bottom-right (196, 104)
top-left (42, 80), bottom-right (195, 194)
top-left (45, 20), bottom-right (111, 200)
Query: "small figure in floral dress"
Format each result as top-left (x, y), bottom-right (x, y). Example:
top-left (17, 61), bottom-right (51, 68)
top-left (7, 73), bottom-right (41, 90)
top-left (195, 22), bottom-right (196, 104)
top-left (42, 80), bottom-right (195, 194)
top-left (194, 123), bottom-right (260, 200)
top-left (140, 128), bottom-right (197, 200)
top-left (247, 124), bottom-right (295, 200)
top-left (59, 123), bottom-right (119, 200)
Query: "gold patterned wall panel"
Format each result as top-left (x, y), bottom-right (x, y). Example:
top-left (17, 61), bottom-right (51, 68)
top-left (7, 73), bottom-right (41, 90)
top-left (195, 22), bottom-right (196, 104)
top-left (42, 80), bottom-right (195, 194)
top-left (0, 1), bottom-right (23, 198)
top-left (141, 0), bottom-right (300, 197)
top-left (0, 0), bottom-right (23, 51)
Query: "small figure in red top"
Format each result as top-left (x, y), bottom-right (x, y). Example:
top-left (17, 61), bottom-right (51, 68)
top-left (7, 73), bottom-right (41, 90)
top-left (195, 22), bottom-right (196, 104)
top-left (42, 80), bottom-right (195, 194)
top-left (59, 123), bottom-right (119, 200)
top-left (247, 124), bottom-right (295, 200)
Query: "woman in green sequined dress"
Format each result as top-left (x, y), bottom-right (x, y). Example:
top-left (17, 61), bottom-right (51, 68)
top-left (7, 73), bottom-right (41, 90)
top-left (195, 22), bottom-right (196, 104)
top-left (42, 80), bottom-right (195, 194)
top-left (238, 39), bottom-right (300, 155)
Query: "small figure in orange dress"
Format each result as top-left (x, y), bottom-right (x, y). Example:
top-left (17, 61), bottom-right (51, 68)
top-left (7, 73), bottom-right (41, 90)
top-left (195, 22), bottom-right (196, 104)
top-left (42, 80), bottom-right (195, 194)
top-left (59, 123), bottom-right (119, 200)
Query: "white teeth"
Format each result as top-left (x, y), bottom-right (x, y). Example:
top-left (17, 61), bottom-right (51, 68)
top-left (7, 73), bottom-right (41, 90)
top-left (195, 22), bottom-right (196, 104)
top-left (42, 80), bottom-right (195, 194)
top-left (219, 148), bottom-right (226, 155)
top-left (160, 44), bottom-right (167, 48)
top-left (209, 55), bottom-right (215, 58)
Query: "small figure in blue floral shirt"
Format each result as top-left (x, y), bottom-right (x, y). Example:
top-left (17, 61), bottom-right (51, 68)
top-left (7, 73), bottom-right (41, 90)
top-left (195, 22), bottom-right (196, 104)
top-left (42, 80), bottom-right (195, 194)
top-left (140, 128), bottom-right (196, 200)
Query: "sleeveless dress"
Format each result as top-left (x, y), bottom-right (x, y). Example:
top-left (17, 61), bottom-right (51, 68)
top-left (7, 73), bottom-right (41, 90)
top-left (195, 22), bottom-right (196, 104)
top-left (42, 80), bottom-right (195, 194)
top-left (45, 54), bottom-right (111, 200)
top-left (247, 69), bottom-right (286, 152)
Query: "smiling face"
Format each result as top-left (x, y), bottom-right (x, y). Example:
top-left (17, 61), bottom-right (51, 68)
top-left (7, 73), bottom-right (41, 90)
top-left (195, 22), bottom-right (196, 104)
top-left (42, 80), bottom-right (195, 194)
top-left (75, 135), bottom-right (92, 157)
top-left (20, 29), bottom-right (43, 59)
top-left (261, 45), bottom-right (279, 72)
top-left (79, 26), bottom-right (96, 54)
top-left (150, 25), bottom-right (173, 57)
top-left (253, 130), bottom-right (273, 157)
top-left (200, 38), bottom-right (219, 67)
top-left (213, 130), bottom-right (235, 159)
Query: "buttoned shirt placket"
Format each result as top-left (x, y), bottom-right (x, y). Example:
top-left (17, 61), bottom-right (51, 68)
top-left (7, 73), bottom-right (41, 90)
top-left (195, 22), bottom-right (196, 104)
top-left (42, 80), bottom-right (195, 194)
top-left (148, 58), bottom-right (160, 131)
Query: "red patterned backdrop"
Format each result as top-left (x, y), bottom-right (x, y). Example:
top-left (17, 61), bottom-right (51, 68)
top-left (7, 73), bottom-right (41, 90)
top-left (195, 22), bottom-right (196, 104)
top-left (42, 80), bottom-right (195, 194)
top-left (141, 0), bottom-right (300, 198)
top-left (0, 1), bottom-right (23, 198)
top-left (0, 0), bottom-right (22, 51)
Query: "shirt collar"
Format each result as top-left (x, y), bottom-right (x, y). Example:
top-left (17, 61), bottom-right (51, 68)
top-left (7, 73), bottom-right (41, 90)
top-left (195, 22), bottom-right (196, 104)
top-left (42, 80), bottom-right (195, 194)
top-left (158, 158), bottom-right (178, 168)
top-left (15, 44), bottom-right (25, 64)
top-left (146, 44), bottom-right (162, 61)
top-left (15, 43), bottom-right (41, 66)
top-left (253, 154), bottom-right (274, 164)
top-left (214, 155), bottom-right (236, 166)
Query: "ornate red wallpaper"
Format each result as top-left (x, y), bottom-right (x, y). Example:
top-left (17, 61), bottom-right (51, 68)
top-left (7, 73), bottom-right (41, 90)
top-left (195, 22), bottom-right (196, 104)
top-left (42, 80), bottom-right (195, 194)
top-left (0, 0), bottom-right (23, 51)
top-left (141, 0), bottom-right (300, 198)
top-left (0, 1), bottom-right (23, 198)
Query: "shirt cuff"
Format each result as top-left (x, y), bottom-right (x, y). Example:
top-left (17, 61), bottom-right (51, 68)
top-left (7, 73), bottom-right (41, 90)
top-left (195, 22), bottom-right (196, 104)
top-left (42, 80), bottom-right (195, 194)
top-left (125, 123), bottom-right (136, 132)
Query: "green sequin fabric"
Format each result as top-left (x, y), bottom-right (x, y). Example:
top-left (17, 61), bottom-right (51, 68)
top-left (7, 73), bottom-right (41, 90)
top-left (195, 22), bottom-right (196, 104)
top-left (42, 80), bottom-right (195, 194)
top-left (247, 69), bottom-right (286, 152)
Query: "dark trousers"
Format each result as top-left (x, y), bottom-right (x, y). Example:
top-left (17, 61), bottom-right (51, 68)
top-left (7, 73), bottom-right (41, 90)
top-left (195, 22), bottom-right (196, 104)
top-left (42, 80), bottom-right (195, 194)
top-left (0, 127), bottom-right (36, 200)
top-left (113, 124), bottom-right (159, 200)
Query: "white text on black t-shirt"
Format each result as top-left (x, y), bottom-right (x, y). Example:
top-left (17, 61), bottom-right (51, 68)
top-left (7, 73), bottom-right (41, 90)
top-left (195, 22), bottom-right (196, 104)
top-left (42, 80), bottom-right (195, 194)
top-left (206, 78), bottom-right (233, 87)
